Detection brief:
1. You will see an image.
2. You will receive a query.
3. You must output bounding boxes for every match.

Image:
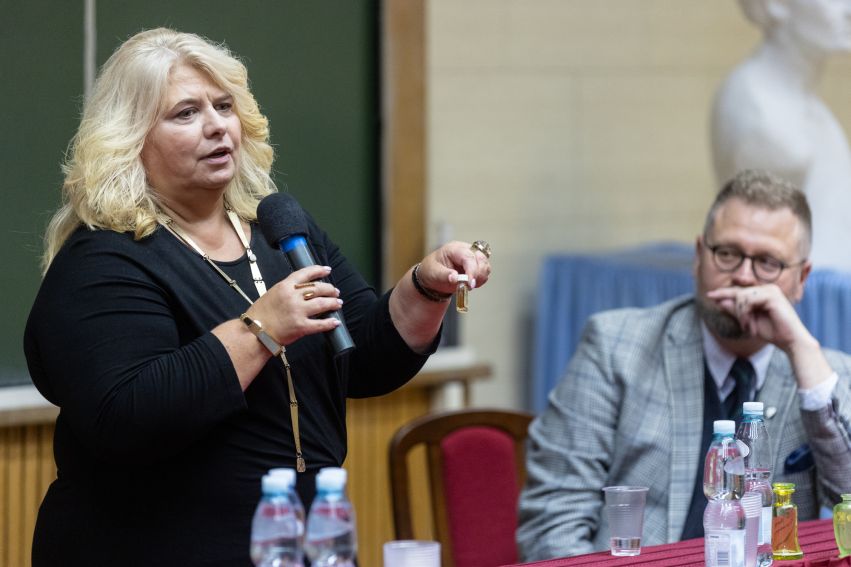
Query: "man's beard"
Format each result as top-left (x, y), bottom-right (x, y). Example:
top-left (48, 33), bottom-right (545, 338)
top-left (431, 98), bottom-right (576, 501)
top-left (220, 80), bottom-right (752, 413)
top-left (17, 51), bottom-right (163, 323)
top-left (696, 295), bottom-right (747, 339)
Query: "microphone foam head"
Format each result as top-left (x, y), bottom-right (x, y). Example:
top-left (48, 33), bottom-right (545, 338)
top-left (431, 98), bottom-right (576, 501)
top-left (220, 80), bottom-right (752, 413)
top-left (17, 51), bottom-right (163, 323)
top-left (257, 192), bottom-right (309, 246)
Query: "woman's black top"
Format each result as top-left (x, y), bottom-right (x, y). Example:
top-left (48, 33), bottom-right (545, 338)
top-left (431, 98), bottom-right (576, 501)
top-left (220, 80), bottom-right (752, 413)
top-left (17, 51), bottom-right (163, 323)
top-left (24, 216), bottom-right (432, 566)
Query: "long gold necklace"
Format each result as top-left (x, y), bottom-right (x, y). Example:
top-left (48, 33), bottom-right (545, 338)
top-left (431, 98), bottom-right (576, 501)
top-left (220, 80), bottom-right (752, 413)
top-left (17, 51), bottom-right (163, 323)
top-left (158, 205), bottom-right (306, 472)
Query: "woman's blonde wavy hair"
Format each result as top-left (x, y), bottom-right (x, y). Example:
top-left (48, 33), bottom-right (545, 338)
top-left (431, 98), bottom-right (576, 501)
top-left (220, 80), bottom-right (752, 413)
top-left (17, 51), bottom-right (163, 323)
top-left (42, 27), bottom-right (277, 271)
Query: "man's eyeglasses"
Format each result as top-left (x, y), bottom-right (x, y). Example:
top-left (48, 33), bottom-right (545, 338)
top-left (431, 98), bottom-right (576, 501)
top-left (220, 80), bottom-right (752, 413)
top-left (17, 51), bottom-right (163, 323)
top-left (705, 243), bottom-right (806, 283)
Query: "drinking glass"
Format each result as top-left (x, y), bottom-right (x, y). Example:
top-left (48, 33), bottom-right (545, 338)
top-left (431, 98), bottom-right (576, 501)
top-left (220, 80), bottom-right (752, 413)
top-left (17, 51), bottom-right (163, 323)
top-left (383, 540), bottom-right (440, 567)
top-left (602, 486), bottom-right (649, 556)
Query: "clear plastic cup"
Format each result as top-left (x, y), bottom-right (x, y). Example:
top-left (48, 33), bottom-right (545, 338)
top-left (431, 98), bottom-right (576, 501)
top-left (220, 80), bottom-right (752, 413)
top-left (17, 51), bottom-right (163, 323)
top-left (383, 540), bottom-right (440, 567)
top-left (602, 486), bottom-right (649, 556)
top-left (741, 492), bottom-right (762, 567)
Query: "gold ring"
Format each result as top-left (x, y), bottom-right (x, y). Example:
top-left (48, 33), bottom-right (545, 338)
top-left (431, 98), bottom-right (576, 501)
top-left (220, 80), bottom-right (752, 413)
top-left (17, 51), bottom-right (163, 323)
top-left (303, 290), bottom-right (316, 300)
top-left (471, 240), bottom-right (492, 259)
top-left (294, 282), bottom-right (316, 290)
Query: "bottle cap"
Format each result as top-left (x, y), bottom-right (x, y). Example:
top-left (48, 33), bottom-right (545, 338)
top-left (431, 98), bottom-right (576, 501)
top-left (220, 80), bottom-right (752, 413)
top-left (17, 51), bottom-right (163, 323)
top-left (713, 420), bottom-right (735, 435)
top-left (261, 473), bottom-right (292, 494)
top-left (317, 467), bottom-right (347, 491)
top-left (456, 274), bottom-right (469, 283)
top-left (267, 467), bottom-right (296, 487)
top-left (742, 401), bottom-right (764, 415)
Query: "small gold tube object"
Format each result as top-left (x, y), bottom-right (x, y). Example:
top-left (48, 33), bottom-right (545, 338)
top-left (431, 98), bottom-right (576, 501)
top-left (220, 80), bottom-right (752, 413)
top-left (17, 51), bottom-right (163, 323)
top-left (456, 274), bottom-right (470, 313)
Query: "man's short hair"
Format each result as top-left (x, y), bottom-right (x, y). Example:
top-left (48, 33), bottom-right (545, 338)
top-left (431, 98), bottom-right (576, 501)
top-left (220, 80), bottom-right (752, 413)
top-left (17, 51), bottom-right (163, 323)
top-left (704, 169), bottom-right (812, 257)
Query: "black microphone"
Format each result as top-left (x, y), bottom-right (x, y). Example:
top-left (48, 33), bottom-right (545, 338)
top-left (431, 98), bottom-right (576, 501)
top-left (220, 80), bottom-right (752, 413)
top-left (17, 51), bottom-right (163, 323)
top-left (257, 192), bottom-right (355, 356)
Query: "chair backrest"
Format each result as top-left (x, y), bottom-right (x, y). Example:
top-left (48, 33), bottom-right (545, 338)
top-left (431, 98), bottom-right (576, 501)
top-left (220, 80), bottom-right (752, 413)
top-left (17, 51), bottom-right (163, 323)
top-left (388, 408), bottom-right (533, 567)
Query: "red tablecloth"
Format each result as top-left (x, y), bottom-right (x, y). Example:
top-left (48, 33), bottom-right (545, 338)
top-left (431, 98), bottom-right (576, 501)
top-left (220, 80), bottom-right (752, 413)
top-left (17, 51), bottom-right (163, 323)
top-left (506, 519), bottom-right (849, 567)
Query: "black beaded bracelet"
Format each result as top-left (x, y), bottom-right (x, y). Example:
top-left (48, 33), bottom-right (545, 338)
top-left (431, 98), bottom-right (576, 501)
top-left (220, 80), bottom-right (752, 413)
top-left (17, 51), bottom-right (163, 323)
top-left (412, 263), bottom-right (452, 302)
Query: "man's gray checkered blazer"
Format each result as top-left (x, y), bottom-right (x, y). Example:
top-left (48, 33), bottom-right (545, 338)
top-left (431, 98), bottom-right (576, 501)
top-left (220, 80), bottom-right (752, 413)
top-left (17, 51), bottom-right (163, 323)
top-left (517, 295), bottom-right (851, 561)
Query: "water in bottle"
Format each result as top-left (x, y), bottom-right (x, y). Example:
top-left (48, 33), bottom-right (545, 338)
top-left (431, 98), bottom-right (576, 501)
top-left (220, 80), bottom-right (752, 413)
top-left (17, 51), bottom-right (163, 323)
top-left (250, 469), bottom-right (305, 567)
top-left (736, 401), bottom-right (773, 566)
top-left (268, 468), bottom-right (307, 529)
top-left (704, 420), bottom-right (747, 567)
top-left (305, 467), bottom-right (357, 567)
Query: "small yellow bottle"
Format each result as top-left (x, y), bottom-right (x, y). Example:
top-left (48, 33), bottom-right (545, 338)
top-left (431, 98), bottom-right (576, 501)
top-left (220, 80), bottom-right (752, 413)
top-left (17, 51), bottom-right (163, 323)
top-left (772, 482), bottom-right (803, 560)
top-left (455, 275), bottom-right (470, 313)
top-left (835, 493), bottom-right (851, 558)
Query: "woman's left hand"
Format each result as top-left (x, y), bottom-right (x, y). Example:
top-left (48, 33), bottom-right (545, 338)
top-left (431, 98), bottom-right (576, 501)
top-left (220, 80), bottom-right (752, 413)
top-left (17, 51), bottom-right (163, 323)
top-left (415, 240), bottom-right (493, 296)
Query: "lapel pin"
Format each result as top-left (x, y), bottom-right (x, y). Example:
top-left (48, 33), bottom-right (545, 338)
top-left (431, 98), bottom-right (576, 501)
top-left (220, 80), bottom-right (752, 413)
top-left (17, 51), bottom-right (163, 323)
top-left (765, 406), bottom-right (777, 419)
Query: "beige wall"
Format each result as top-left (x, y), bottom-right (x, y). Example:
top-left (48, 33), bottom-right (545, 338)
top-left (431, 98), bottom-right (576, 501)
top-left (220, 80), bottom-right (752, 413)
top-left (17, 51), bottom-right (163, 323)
top-left (425, 0), bottom-right (851, 408)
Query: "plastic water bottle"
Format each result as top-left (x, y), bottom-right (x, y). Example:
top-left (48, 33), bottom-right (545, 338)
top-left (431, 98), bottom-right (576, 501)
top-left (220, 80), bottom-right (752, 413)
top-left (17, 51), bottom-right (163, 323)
top-left (305, 467), bottom-right (357, 567)
top-left (704, 420), bottom-right (747, 567)
top-left (250, 469), bottom-right (305, 567)
top-left (268, 467), bottom-right (307, 532)
top-left (736, 401), bottom-right (774, 567)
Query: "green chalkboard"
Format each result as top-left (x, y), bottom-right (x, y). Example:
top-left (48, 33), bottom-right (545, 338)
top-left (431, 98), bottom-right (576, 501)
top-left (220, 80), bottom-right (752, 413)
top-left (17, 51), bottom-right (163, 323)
top-left (1, 2), bottom-right (379, 387)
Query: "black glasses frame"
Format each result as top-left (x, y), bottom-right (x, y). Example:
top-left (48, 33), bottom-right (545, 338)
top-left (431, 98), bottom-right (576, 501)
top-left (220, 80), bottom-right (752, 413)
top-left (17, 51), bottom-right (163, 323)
top-left (705, 242), bottom-right (806, 283)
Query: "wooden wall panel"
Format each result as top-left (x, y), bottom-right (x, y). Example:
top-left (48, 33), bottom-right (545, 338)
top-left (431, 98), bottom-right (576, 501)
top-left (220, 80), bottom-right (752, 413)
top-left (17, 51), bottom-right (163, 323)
top-left (1, 424), bottom-right (54, 567)
top-left (346, 386), bottom-right (431, 567)
top-left (381, 0), bottom-right (427, 287)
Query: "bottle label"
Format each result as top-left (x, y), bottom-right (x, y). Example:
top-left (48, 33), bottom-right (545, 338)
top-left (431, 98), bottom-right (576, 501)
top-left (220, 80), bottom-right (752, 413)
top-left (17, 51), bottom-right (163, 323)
top-left (760, 506), bottom-right (772, 545)
top-left (705, 529), bottom-right (746, 567)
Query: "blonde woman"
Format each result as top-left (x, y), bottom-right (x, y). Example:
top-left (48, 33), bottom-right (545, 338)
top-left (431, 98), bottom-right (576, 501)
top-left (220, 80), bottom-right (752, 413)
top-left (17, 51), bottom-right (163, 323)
top-left (25, 28), bottom-right (491, 566)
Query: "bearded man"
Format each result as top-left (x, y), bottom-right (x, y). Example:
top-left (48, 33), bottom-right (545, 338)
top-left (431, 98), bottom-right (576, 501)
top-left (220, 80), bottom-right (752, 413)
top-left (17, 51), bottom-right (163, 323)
top-left (517, 169), bottom-right (851, 561)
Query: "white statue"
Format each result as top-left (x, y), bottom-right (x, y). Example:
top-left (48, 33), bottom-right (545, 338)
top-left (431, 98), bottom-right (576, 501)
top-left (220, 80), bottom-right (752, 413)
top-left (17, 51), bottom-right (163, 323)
top-left (711, 0), bottom-right (851, 271)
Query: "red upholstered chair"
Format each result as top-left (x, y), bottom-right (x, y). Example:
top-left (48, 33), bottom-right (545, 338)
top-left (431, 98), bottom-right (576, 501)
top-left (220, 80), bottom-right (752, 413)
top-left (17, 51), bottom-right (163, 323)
top-left (388, 408), bottom-right (533, 567)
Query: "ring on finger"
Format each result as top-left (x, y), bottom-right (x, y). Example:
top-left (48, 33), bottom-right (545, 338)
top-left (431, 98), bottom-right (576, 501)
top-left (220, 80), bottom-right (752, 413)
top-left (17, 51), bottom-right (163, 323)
top-left (303, 290), bottom-right (317, 300)
top-left (295, 282), bottom-right (316, 290)
top-left (471, 240), bottom-right (492, 259)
